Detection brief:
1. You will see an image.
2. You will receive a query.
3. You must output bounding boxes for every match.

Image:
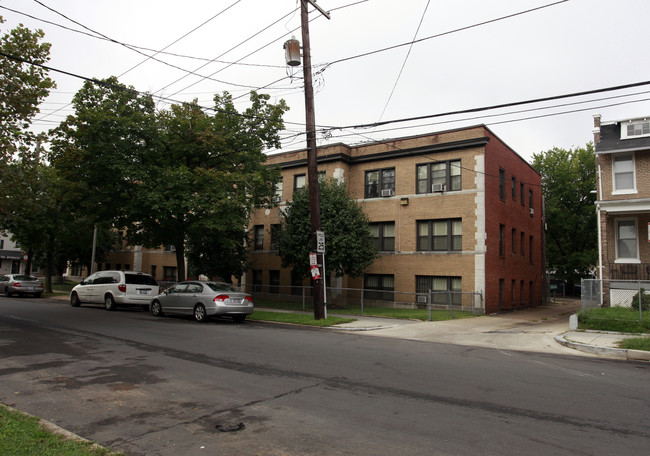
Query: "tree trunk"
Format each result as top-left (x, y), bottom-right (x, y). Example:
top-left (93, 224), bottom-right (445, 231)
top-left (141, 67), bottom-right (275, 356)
top-left (174, 242), bottom-right (185, 282)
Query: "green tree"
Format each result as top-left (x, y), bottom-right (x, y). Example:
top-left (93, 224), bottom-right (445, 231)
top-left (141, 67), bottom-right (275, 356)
top-left (49, 76), bottom-right (157, 225)
top-left (127, 93), bottom-right (287, 281)
top-left (0, 17), bottom-right (55, 161)
top-left (532, 143), bottom-right (597, 291)
top-left (276, 179), bottom-right (379, 279)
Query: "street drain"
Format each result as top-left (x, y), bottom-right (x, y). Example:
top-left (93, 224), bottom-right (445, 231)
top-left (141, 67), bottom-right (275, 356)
top-left (215, 422), bottom-right (245, 432)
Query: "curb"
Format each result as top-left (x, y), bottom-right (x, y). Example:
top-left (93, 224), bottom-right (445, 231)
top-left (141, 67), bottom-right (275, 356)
top-left (554, 332), bottom-right (650, 361)
top-left (329, 324), bottom-right (399, 331)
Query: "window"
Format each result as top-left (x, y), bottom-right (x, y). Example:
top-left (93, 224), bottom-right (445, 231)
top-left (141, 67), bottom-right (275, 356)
top-left (499, 168), bottom-right (505, 200)
top-left (163, 266), bottom-right (177, 281)
top-left (364, 274), bottom-right (394, 301)
top-left (520, 280), bottom-right (524, 306)
top-left (291, 270), bottom-right (303, 296)
top-left (253, 269), bottom-right (263, 293)
top-left (520, 232), bottom-right (525, 257)
top-left (294, 174), bottom-right (306, 192)
top-left (253, 225), bottom-right (264, 250)
top-left (416, 160), bottom-right (461, 193)
top-left (269, 270), bottom-right (280, 294)
top-left (365, 168), bottom-right (395, 198)
top-left (529, 189), bottom-right (534, 210)
top-left (616, 219), bottom-right (638, 260)
top-left (520, 182), bottom-right (525, 205)
top-left (511, 228), bottom-right (516, 254)
top-left (0, 240), bottom-right (3, 248)
top-left (621, 120), bottom-right (650, 139)
top-left (416, 275), bottom-right (461, 306)
top-left (529, 236), bottom-right (534, 265)
top-left (512, 280), bottom-right (516, 306)
top-left (270, 224), bottom-right (280, 251)
top-left (417, 219), bottom-right (462, 251)
top-left (499, 224), bottom-right (505, 256)
top-left (511, 177), bottom-right (517, 200)
top-left (370, 222), bottom-right (395, 251)
top-left (499, 279), bottom-right (504, 309)
top-left (613, 153), bottom-right (635, 192)
top-left (150, 265), bottom-right (157, 279)
top-left (274, 177), bottom-right (283, 201)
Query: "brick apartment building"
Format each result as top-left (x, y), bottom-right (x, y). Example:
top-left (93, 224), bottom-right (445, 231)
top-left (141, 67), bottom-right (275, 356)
top-left (593, 114), bottom-right (650, 305)
top-left (246, 126), bottom-right (545, 313)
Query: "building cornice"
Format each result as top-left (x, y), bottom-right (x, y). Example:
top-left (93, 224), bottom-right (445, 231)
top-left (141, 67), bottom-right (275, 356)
top-left (597, 197), bottom-right (650, 213)
top-left (274, 137), bottom-right (490, 170)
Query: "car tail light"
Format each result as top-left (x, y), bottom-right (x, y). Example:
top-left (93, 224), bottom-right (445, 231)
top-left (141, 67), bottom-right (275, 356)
top-left (14, 282), bottom-right (21, 287)
top-left (213, 294), bottom-right (228, 303)
top-left (38, 283), bottom-right (44, 288)
top-left (245, 296), bottom-right (253, 303)
top-left (118, 284), bottom-right (127, 292)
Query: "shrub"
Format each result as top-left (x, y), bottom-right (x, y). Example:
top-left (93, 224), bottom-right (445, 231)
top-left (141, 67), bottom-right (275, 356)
top-left (630, 288), bottom-right (650, 311)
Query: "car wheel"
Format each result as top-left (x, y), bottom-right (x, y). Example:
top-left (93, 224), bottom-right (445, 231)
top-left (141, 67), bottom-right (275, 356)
top-left (151, 300), bottom-right (163, 317)
top-left (104, 295), bottom-right (116, 311)
top-left (193, 304), bottom-right (207, 322)
top-left (70, 292), bottom-right (81, 307)
top-left (232, 315), bottom-right (246, 323)
top-left (4, 287), bottom-right (12, 297)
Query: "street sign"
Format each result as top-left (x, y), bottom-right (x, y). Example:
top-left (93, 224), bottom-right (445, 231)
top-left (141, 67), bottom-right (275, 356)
top-left (316, 230), bottom-right (325, 253)
top-left (309, 253), bottom-right (317, 266)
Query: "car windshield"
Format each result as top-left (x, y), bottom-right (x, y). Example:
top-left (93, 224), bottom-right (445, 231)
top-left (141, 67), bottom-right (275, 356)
top-left (205, 282), bottom-right (241, 293)
top-left (14, 275), bottom-right (37, 281)
top-left (125, 274), bottom-right (158, 286)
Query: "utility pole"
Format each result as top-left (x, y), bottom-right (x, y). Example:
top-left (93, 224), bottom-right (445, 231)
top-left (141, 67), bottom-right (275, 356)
top-left (300, 0), bottom-right (329, 319)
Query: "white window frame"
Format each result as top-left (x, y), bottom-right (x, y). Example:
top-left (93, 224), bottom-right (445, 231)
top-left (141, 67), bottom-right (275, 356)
top-left (621, 120), bottom-right (650, 139)
top-left (615, 218), bottom-right (640, 263)
top-left (611, 153), bottom-right (637, 195)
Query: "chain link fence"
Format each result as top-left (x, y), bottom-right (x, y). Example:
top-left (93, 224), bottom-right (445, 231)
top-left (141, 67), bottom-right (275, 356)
top-left (581, 278), bottom-right (648, 320)
top-left (240, 283), bottom-right (484, 319)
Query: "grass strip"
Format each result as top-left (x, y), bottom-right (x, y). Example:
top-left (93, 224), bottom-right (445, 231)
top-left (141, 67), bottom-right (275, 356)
top-left (578, 306), bottom-right (650, 334)
top-left (248, 311), bottom-right (355, 327)
top-left (0, 403), bottom-right (122, 456)
top-left (617, 336), bottom-right (650, 351)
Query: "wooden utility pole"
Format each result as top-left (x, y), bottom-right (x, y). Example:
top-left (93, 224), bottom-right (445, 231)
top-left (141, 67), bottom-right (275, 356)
top-left (300, 0), bottom-right (329, 319)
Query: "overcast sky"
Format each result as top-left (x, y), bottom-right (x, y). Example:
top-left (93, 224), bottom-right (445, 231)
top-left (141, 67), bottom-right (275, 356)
top-left (3, 0), bottom-right (650, 162)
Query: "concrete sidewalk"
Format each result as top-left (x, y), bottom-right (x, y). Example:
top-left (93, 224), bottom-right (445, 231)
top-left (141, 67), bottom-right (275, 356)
top-left (327, 299), bottom-right (650, 361)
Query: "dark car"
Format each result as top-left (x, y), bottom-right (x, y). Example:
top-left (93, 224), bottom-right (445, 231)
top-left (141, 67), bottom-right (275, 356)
top-left (0, 274), bottom-right (44, 297)
top-left (151, 281), bottom-right (254, 322)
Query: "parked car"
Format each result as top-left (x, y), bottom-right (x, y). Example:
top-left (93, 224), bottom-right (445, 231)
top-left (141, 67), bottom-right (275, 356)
top-left (70, 270), bottom-right (159, 311)
top-left (150, 281), bottom-right (254, 322)
top-left (0, 274), bottom-right (44, 297)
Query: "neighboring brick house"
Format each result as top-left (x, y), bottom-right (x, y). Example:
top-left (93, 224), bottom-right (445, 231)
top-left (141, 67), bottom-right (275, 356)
top-left (593, 114), bottom-right (650, 303)
top-left (245, 126), bottom-right (545, 313)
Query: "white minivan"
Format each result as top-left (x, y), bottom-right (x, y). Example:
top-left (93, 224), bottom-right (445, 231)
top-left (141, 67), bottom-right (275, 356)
top-left (70, 270), bottom-right (159, 311)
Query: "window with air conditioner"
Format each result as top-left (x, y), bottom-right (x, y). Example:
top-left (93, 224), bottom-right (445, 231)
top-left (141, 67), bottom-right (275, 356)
top-left (416, 160), bottom-right (460, 194)
top-left (365, 168), bottom-right (395, 198)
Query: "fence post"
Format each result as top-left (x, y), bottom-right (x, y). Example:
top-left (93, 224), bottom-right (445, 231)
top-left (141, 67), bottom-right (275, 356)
top-left (639, 280), bottom-right (643, 322)
top-left (428, 289), bottom-right (432, 322)
top-left (302, 287), bottom-right (306, 311)
top-left (360, 288), bottom-right (364, 315)
top-left (449, 291), bottom-right (454, 319)
top-left (471, 292), bottom-right (475, 316)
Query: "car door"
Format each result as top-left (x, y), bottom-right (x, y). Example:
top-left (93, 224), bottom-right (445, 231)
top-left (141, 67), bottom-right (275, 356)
top-left (162, 283), bottom-right (188, 314)
top-left (179, 282), bottom-right (203, 314)
top-left (76, 273), bottom-right (99, 303)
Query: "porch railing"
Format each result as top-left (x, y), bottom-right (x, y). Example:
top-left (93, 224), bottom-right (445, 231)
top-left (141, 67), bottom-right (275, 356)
top-left (608, 263), bottom-right (650, 281)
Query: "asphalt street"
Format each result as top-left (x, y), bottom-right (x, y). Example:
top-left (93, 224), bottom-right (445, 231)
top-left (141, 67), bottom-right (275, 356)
top-left (1, 296), bottom-right (648, 456)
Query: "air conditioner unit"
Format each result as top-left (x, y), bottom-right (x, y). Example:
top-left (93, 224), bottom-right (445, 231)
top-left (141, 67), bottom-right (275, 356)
top-left (432, 183), bottom-right (446, 193)
top-left (529, 208), bottom-right (535, 216)
top-left (272, 195), bottom-right (282, 203)
top-left (380, 189), bottom-right (394, 197)
top-left (417, 295), bottom-right (428, 303)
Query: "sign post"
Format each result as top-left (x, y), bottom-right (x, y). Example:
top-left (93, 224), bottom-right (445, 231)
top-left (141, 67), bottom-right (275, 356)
top-left (315, 230), bottom-right (327, 318)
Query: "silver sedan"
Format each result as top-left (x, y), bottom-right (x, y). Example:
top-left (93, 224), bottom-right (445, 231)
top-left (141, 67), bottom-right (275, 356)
top-left (0, 274), bottom-right (44, 297)
top-left (150, 281), bottom-right (254, 322)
